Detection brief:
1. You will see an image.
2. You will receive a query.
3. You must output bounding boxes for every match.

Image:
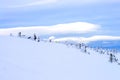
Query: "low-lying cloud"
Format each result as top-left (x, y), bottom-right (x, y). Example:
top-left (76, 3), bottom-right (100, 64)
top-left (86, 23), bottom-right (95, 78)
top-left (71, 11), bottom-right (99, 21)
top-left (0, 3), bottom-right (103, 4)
top-left (53, 35), bottom-right (120, 43)
top-left (0, 22), bottom-right (100, 36)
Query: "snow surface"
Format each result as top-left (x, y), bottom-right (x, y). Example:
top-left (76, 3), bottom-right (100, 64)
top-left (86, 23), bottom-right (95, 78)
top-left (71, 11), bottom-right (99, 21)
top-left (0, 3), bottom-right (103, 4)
top-left (0, 36), bottom-right (120, 80)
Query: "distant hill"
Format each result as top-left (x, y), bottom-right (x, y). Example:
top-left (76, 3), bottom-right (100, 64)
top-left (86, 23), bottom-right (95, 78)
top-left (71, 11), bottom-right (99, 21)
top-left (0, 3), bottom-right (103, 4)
top-left (87, 40), bottom-right (120, 51)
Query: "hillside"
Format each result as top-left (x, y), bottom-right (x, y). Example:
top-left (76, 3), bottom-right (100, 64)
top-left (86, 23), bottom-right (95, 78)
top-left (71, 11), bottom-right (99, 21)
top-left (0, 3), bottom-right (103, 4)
top-left (0, 36), bottom-right (120, 80)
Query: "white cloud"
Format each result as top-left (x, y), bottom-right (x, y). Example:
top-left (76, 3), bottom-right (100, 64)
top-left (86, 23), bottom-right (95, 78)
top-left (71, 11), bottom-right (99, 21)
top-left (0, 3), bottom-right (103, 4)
top-left (0, 0), bottom-right (57, 8)
top-left (0, 22), bottom-right (100, 36)
top-left (83, 36), bottom-right (120, 41)
top-left (1, 0), bottom-right (120, 8)
top-left (53, 35), bottom-right (120, 43)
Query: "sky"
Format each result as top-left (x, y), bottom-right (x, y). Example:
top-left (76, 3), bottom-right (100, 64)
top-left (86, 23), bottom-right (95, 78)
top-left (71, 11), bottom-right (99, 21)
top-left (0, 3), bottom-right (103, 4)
top-left (0, 0), bottom-right (120, 37)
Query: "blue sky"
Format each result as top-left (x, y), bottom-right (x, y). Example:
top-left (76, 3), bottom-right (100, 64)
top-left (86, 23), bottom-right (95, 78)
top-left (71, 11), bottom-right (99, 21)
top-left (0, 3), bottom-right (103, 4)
top-left (0, 0), bottom-right (120, 36)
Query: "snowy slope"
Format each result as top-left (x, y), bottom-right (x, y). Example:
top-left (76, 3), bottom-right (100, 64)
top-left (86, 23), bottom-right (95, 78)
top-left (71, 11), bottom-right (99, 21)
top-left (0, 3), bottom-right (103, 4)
top-left (0, 36), bottom-right (120, 80)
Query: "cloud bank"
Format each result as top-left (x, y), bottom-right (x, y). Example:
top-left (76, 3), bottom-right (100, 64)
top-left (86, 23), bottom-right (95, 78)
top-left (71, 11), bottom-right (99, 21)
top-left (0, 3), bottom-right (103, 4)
top-left (53, 36), bottom-right (120, 43)
top-left (0, 22), bottom-right (100, 36)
